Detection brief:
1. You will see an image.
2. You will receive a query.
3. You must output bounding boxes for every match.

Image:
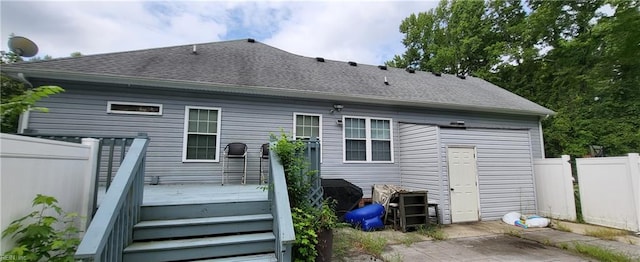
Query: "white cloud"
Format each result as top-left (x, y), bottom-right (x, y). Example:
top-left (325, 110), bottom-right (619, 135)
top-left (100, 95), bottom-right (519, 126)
top-left (264, 2), bottom-right (436, 65)
top-left (1, 1), bottom-right (228, 57)
top-left (1, 1), bottom-right (437, 64)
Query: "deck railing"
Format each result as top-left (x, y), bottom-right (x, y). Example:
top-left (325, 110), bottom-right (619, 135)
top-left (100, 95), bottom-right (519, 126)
top-left (302, 139), bottom-right (323, 209)
top-left (268, 142), bottom-right (295, 262)
top-left (74, 137), bottom-right (149, 261)
top-left (20, 132), bottom-right (142, 215)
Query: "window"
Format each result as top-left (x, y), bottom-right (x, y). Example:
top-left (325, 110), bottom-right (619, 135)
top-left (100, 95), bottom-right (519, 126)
top-left (343, 116), bottom-right (393, 162)
top-left (293, 113), bottom-right (323, 163)
top-left (293, 113), bottom-right (322, 140)
top-left (107, 101), bottom-right (162, 115)
top-left (182, 106), bottom-right (221, 162)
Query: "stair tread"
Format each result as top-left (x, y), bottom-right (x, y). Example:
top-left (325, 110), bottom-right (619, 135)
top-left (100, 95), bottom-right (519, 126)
top-left (192, 253), bottom-right (277, 262)
top-left (143, 198), bottom-right (268, 207)
top-left (135, 214), bottom-right (273, 228)
top-left (124, 232), bottom-right (275, 253)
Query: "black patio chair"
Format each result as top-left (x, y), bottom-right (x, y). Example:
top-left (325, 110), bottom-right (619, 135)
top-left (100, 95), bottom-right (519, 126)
top-left (222, 142), bottom-right (247, 185)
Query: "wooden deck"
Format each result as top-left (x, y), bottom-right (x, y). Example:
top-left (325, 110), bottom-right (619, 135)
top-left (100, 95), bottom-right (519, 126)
top-left (98, 184), bottom-right (268, 206)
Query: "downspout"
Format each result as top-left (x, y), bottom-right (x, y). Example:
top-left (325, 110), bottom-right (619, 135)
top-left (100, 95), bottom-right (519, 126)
top-left (17, 111), bottom-right (30, 134)
top-left (15, 72), bottom-right (33, 88)
top-left (15, 73), bottom-right (33, 134)
top-left (436, 126), bottom-right (445, 224)
top-left (539, 115), bottom-right (549, 159)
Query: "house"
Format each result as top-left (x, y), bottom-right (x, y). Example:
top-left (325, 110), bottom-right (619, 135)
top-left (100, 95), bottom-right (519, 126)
top-left (2, 38), bottom-right (553, 227)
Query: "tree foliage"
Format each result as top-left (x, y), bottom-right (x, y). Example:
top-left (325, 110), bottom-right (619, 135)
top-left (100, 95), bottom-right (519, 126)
top-left (0, 85), bottom-right (65, 121)
top-left (1, 51), bottom-right (27, 133)
top-left (2, 194), bottom-right (81, 262)
top-left (1, 49), bottom-right (70, 133)
top-left (390, 0), bottom-right (640, 157)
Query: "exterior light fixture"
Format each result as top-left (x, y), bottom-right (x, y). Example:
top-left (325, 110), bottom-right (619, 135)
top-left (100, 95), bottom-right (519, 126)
top-left (450, 120), bottom-right (465, 126)
top-left (330, 104), bottom-right (343, 114)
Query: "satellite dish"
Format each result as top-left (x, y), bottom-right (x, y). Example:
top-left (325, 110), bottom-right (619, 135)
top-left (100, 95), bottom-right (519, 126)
top-left (8, 36), bottom-right (38, 57)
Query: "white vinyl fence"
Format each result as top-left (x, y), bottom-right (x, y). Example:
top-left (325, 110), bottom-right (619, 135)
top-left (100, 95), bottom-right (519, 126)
top-left (0, 134), bottom-right (99, 253)
top-left (534, 155), bottom-right (576, 220)
top-left (577, 153), bottom-right (640, 232)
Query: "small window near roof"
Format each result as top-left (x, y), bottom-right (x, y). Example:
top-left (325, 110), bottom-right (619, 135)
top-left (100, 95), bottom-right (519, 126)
top-left (107, 101), bottom-right (162, 115)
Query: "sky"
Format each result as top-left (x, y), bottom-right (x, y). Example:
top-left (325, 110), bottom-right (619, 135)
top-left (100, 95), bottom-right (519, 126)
top-left (0, 1), bottom-right (438, 65)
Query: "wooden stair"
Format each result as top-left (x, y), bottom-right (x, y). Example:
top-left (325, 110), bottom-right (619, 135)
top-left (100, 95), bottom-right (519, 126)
top-left (123, 200), bottom-right (276, 262)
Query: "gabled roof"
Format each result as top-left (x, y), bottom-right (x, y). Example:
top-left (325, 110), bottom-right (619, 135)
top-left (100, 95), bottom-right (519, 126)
top-left (1, 39), bottom-right (553, 116)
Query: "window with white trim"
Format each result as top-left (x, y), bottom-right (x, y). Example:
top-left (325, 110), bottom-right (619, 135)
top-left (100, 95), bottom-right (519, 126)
top-left (107, 101), bottom-right (162, 115)
top-left (182, 106), bottom-right (221, 162)
top-left (293, 113), bottom-right (322, 140)
top-left (343, 116), bottom-right (393, 162)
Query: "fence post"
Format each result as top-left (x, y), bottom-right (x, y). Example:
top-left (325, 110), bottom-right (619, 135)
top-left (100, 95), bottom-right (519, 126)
top-left (81, 138), bottom-right (100, 232)
top-left (560, 155), bottom-right (576, 220)
top-left (628, 153), bottom-right (640, 233)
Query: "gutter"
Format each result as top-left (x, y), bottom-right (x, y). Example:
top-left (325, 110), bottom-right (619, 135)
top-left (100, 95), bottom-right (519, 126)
top-left (2, 68), bottom-right (556, 117)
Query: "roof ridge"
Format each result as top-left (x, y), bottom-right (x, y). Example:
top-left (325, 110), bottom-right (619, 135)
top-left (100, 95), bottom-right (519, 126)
top-left (12, 39), bottom-right (256, 65)
top-left (9, 38), bottom-right (469, 79)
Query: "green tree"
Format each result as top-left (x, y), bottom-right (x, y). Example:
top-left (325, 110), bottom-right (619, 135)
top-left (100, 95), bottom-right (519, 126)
top-left (1, 50), bottom-right (64, 133)
top-left (1, 51), bottom-right (27, 133)
top-left (388, 0), bottom-right (532, 77)
top-left (390, 0), bottom-right (640, 157)
top-left (28, 55), bottom-right (53, 62)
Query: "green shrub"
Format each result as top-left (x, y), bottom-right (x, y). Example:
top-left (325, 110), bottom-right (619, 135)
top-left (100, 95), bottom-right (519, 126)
top-left (271, 132), bottom-right (339, 261)
top-left (292, 207), bottom-right (319, 262)
top-left (2, 194), bottom-right (81, 262)
top-left (271, 132), bottom-right (315, 207)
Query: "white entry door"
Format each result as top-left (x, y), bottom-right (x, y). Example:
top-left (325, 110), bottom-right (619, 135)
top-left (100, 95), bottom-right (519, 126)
top-left (447, 147), bottom-right (480, 223)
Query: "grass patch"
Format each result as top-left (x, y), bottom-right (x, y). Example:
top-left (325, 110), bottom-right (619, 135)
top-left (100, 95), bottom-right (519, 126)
top-left (355, 232), bottom-right (387, 257)
top-left (573, 243), bottom-right (635, 262)
top-left (584, 228), bottom-right (627, 241)
top-left (559, 243), bottom-right (569, 250)
top-left (332, 228), bottom-right (388, 260)
top-left (401, 233), bottom-right (422, 246)
top-left (552, 221), bottom-right (573, 232)
top-left (505, 229), bottom-right (522, 238)
top-left (417, 224), bottom-right (447, 240)
top-left (382, 252), bottom-right (404, 262)
top-left (332, 228), bottom-right (353, 260)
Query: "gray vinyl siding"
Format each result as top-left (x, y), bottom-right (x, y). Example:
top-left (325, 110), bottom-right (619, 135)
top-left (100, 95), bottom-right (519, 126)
top-left (398, 124), bottom-right (441, 201)
top-left (26, 80), bottom-right (543, 197)
top-left (398, 124), bottom-right (444, 223)
top-left (440, 128), bottom-right (536, 223)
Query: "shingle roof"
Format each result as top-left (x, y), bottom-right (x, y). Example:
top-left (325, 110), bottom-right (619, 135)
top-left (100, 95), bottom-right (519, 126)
top-left (1, 39), bottom-right (553, 116)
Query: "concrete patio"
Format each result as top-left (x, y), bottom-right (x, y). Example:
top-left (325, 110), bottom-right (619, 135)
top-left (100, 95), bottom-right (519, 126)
top-left (339, 220), bottom-right (640, 261)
